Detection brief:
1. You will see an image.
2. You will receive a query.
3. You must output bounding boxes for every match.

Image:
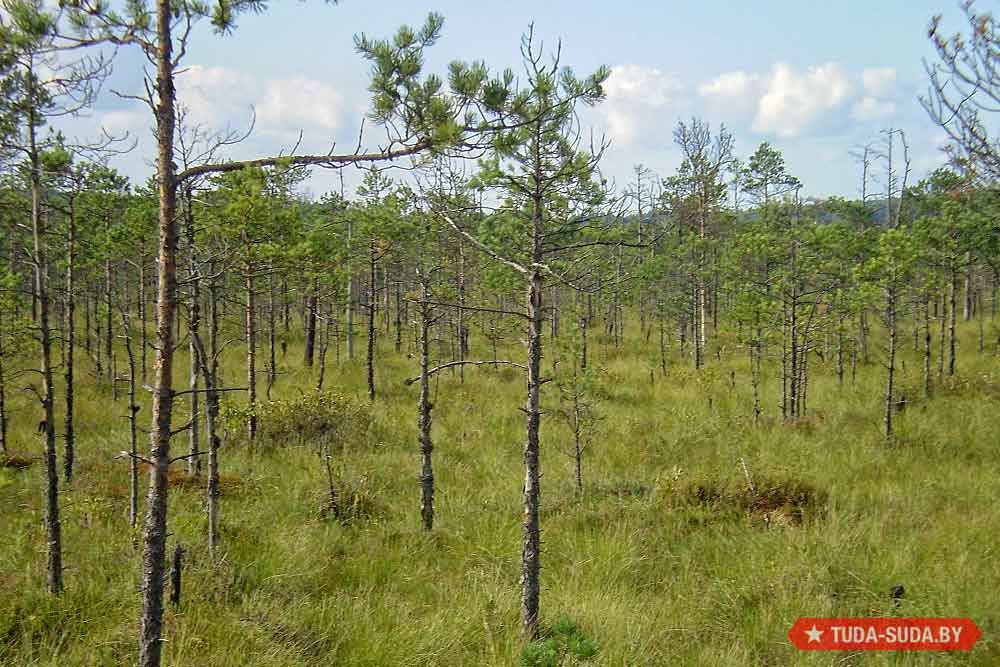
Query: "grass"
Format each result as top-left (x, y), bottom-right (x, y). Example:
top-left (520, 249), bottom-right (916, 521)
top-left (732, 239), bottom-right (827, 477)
top-left (1, 313), bottom-right (998, 665)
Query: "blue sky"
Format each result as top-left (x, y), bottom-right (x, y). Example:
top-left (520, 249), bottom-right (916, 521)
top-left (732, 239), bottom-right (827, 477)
top-left (73, 1), bottom-right (973, 199)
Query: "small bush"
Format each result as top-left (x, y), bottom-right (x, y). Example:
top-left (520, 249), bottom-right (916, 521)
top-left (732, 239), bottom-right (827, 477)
top-left (223, 390), bottom-right (370, 449)
top-left (661, 474), bottom-right (828, 527)
top-left (521, 616), bottom-right (599, 667)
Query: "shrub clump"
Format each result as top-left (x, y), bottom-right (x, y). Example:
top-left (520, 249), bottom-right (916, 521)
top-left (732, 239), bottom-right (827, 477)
top-left (661, 474), bottom-right (827, 527)
top-left (224, 390), bottom-right (370, 448)
top-left (521, 616), bottom-right (599, 667)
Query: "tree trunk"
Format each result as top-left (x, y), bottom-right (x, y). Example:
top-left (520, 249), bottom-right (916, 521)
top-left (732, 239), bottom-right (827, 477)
top-left (884, 288), bottom-right (897, 440)
top-left (185, 190), bottom-right (200, 476)
top-left (521, 267), bottom-right (543, 639)
top-left (367, 241), bottom-right (377, 401)
top-left (138, 6), bottom-right (180, 663)
top-left (245, 257), bottom-right (257, 442)
top-left (121, 309), bottom-right (140, 528)
top-left (30, 116), bottom-right (62, 595)
top-left (304, 288), bottom-right (317, 367)
top-left (63, 199), bottom-right (76, 482)
top-left (949, 268), bottom-right (958, 376)
top-left (923, 296), bottom-right (932, 399)
top-left (418, 280), bottom-right (434, 531)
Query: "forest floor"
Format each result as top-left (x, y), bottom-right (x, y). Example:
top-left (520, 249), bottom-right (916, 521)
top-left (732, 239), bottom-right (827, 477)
top-left (1, 318), bottom-right (998, 666)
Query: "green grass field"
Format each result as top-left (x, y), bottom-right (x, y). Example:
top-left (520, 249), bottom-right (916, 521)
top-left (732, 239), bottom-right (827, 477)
top-left (1, 317), bottom-right (998, 666)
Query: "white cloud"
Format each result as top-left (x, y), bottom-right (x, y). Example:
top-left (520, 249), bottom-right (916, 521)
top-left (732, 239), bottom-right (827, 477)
top-left (256, 76), bottom-right (342, 130)
top-left (600, 64), bottom-right (684, 145)
top-left (100, 109), bottom-right (149, 137)
top-left (851, 96), bottom-right (896, 121)
top-left (753, 62), bottom-right (852, 137)
top-left (861, 67), bottom-right (896, 98)
top-left (175, 64), bottom-right (343, 136)
top-left (697, 62), bottom-right (908, 138)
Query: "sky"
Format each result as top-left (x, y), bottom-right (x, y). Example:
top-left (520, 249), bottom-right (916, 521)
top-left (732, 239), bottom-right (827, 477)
top-left (61, 1), bottom-right (974, 200)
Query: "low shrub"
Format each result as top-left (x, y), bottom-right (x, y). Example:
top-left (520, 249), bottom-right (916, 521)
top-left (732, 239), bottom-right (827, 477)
top-left (521, 616), bottom-right (599, 667)
top-left (223, 390), bottom-right (370, 449)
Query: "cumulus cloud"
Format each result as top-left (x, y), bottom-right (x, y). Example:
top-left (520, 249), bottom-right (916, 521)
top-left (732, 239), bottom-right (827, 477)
top-left (697, 62), bottom-right (904, 138)
top-left (697, 71), bottom-right (761, 116)
top-left (851, 96), bottom-right (896, 122)
top-left (861, 67), bottom-right (896, 97)
top-left (174, 64), bottom-right (343, 136)
top-left (753, 62), bottom-right (852, 137)
top-left (599, 64), bottom-right (684, 145)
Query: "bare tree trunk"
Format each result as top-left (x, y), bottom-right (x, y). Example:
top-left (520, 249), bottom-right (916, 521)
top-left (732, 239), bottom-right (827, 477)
top-left (884, 288), bottom-right (897, 439)
top-left (395, 274), bottom-right (403, 354)
top-left (0, 331), bottom-right (6, 457)
top-left (105, 243), bottom-right (115, 391)
top-left (938, 294), bottom-right (947, 382)
top-left (203, 263), bottom-right (221, 558)
top-left (346, 218), bottom-right (355, 361)
top-left (572, 388), bottom-right (583, 494)
top-left (138, 7), bottom-right (181, 663)
top-left (184, 190), bottom-right (200, 476)
top-left (245, 256), bottom-right (257, 442)
top-left (29, 116), bottom-right (62, 595)
top-left (316, 303), bottom-right (332, 390)
top-left (923, 296), bottom-right (932, 399)
top-left (521, 267), bottom-right (543, 639)
top-left (63, 199), bottom-right (76, 482)
top-left (836, 316), bottom-right (845, 386)
top-left (139, 245), bottom-right (147, 383)
top-left (949, 268), bottom-right (958, 376)
top-left (304, 284), bottom-right (317, 367)
top-left (121, 308), bottom-right (139, 529)
top-left (266, 268), bottom-right (276, 400)
top-left (418, 279), bottom-right (434, 531)
top-left (367, 241), bottom-right (377, 401)
top-left (751, 320), bottom-right (761, 426)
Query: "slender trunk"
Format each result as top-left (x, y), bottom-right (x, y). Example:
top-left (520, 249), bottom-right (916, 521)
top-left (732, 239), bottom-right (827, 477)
top-left (139, 246), bottom-right (147, 383)
top-left (573, 393), bottom-right (583, 494)
top-left (836, 317), bottom-right (844, 386)
top-left (0, 331), bottom-right (6, 456)
top-left (185, 190), bottom-right (200, 476)
top-left (63, 200), bottom-right (76, 482)
top-left (30, 116), bottom-right (62, 595)
top-left (316, 302), bottom-right (331, 390)
top-left (204, 263), bottom-right (221, 557)
top-left (304, 285), bottom-right (317, 367)
top-left (121, 310), bottom-right (139, 528)
top-left (418, 280), bottom-right (434, 531)
top-left (923, 296), bottom-right (932, 399)
top-left (267, 268), bottom-right (276, 400)
top-left (245, 257), bottom-right (257, 441)
top-left (949, 268), bottom-right (957, 376)
top-left (884, 288), bottom-right (897, 440)
top-left (105, 248), bottom-right (114, 391)
top-left (752, 311), bottom-right (762, 424)
top-left (367, 241), bottom-right (377, 401)
top-left (346, 217), bottom-right (355, 360)
top-left (395, 274), bottom-right (403, 354)
top-left (521, 267), bottom-right (543, 639)
top-left (138, 6), bottom-right (180, 664)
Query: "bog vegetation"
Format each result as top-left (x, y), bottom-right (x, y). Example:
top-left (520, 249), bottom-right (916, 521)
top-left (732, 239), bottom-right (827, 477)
top-left (1, 1), bottom-right (999, 665)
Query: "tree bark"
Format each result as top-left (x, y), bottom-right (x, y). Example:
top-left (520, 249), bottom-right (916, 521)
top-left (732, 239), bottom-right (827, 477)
top-left (63, 198), bottom-right (76, 482)
top-left (418, 279), bottom-right (434, 531)
top-left (884, 287), bottom-right (897, 440)
top-left (30, 115), bottom-right (62, 595)
top-left (138, 5), bottom-right (180, 663)
top-left (521, 267), bottom-right (543, 639)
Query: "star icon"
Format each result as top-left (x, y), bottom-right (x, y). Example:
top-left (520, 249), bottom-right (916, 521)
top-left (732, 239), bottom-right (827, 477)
top-left (805, 625), bottom-right (824, 643)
